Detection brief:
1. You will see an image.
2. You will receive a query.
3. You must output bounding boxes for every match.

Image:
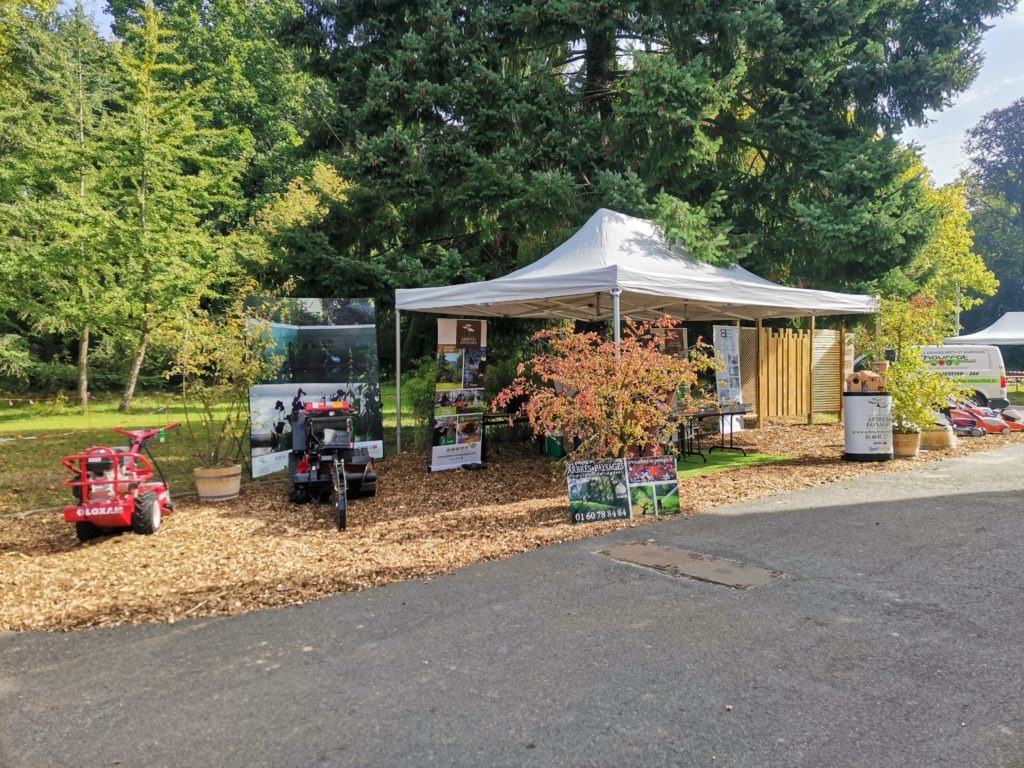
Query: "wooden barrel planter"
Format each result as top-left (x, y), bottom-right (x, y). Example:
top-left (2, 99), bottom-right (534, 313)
top-left (919, 426), bottom-right (955, 451)
top-left (193, 464), bottom-right (243, 502)
top-left (892, 431), bottom-right (921, 458)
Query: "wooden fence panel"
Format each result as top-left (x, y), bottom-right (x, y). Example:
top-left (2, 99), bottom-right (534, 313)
top-left (812, 329), bottom-right (841, 412)
top-left (753, 326), bottom-right (842, 420)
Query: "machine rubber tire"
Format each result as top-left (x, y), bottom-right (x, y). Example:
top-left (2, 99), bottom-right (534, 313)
top-left (131, 492), bottom-right (161, 535)
top-left (336, 495), bottom-right (347, 530)
top-left (974, 392), bottom-right (989, 407)
top-left (75, 521), bottom-right (102, 542)
top-left (287, 453), bottom-right (307, 503)
top-left (1002, 426), bottom-right (1011, 435)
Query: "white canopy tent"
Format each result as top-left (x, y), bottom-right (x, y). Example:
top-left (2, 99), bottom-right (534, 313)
top-left (947, 312), bottom-right (1024, 344)
top-left (393, 208), bottom-right (879, 449)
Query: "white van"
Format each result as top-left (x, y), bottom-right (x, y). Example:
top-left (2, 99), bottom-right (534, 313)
top-left (921, 344), bottom-right (1007, 405)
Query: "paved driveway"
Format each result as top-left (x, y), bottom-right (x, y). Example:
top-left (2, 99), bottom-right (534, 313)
top-left (3, 445), bottom-right (1024, 768)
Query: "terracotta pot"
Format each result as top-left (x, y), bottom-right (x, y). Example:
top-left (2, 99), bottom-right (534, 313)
top-left (892, 431), bottom-right (921, 458)
top-left (194, 464), bottom-right (242, 502)
top-left (919, 426), bottom-right (955, 451)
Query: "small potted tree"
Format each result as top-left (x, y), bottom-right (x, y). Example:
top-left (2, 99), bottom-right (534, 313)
top-left (170, 294), bottom-right (279, 500)
top-left (865, 295), bottom-right (965, 458)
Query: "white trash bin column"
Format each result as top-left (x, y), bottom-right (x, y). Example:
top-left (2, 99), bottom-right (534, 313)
top-left (842, 392), bottom-right (893, 462)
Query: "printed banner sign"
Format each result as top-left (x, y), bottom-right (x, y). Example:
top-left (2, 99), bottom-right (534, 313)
top-left (626, 456), bottom-right (680, 517)
top-left (567, 456), bottom-right (680, 524)
top-left (248, 298), bottom-right (383, 478)
top-left (713, 325), bottom-right (745, 434)
top-left (431, 319), bottom-right (487, 472)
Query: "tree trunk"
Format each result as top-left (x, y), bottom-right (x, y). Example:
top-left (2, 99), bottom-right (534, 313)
top-left (584, 26), bottom-right (615, 123)
top-left (77, 326), bottom-right (89, 407)
top-left (119, 331), bottom-right (149, 413)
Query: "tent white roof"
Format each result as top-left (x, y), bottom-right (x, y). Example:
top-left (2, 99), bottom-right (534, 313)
top-left (947, 312), bottom-right (1024, 345)
top-left (395, 208), bottom-right (879, 322)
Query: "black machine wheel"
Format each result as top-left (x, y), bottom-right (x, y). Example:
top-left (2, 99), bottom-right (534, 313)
top-left (973, 391), bottom-right (989, 407)
top-left (287, 453), bottom-right (308, 504)
top-left (75, 521), bottom-right (102, 542)
top-left (336, 494), bottom-right (347, 531)
top-left (131, 491), bottom-right (161, 535)
top-left (332, 458), bottom-right (347, 530)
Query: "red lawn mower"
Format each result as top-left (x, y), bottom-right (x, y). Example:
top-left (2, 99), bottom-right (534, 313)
top-left (62, 424), bottom-right (179, 542)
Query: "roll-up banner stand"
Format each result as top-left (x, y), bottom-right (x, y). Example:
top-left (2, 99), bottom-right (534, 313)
top-left (713, 324), bottom-right (744, 434)
top-left (430, 319), bottom-right (487, 472)
top-left (842, 392), bottom-right (893, 461)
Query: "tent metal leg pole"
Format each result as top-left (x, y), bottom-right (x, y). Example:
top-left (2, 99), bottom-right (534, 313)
top-left (611, 288), bottom-right (622, 353)
top-left (395, 309), bottom-right (402, 453)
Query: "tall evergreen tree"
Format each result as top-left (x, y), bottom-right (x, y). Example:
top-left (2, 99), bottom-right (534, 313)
top-left (0, 3), bottom-right (117, 403)
top-left (101, 0), bottom-right (252, 411)
top-left (108, 0), bottom-right (314, 211)
top-left (289, 0), bottom-right (1013, 297)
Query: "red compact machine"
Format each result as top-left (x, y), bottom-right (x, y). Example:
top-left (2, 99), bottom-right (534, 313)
top-left (286, 394), bottom-right (377, 531)
top-left (62, 424), bottom-right (179, 542)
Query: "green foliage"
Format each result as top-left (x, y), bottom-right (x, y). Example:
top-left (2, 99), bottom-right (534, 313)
top-left (102, 1), bottom-right (255, 411)
top-left (0, 4), bottom-right (120, 402)
top-left (0, 335), bottom-right (33, 383)
top-left (288, 0), bottom-right (1010, 296)
top-left (861, 296), bottom-right (967, 433)
top-left (402, 355), bottom-right (439, 450)
top-left (168, 290), bottom-right (281, 467)
top-left (962, 97), bottom-right (1024, 366)
top-left (493, 318), bottom-right (717, 459)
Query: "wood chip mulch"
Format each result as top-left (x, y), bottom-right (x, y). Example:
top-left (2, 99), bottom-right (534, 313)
top-left (0, 425), bottom-right (1014, 633)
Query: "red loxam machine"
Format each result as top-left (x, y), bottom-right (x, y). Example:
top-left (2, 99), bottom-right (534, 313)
top-left (62, 424), bottom-right (179, 542)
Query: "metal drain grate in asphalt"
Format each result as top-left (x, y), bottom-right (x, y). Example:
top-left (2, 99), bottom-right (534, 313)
top-left (600, 542), bottom-right (782, 589)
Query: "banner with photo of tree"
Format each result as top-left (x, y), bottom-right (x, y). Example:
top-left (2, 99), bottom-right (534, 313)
top-left (567, 456), bottom-right (680, 524)
top-left (431, 319), bottom-right (487, 471)
top-left (248, 298), bottom-right (383, 478)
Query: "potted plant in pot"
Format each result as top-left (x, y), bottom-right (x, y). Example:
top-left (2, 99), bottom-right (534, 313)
top-left (169, 295), bottom-right (279, 501)
top-left (864, 295), bottom-right (967, 458)
top-left (886, 357), bottom-right (961, 456)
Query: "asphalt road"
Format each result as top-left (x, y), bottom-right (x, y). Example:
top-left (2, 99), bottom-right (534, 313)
top-left (3, 444), bottom-right (1024, 768)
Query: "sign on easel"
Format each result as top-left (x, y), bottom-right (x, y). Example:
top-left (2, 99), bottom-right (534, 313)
top-left (430, 319), bottom-right (487, 472)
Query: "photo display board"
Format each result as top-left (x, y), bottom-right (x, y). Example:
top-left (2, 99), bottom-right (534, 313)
top-left (430, 319), bottom-right (487, 472)
top-left (713, 324), bottom-right (745, 434)
top-left (249, 298), bottom-right (383, 478)
top-left (567, 456), bottom-right (680, 524)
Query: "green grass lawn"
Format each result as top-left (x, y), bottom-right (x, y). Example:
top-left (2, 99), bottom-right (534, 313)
top-left (677, 450), bottom-right (789, 478)
top-left (0, 388), bottom-right (420, 514)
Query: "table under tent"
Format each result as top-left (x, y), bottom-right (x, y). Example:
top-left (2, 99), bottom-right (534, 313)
top-left (393, 208), bottom-right (879, 450)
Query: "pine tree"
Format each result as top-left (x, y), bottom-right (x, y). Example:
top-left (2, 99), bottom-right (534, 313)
top-left (101, 0), bottom-right (251, 412)
top-left (0, 3), bottom-right (117, 403)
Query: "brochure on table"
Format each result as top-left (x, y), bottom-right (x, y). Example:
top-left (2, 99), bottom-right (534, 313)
top-left (248, 298), bottom-right (384, 478)
top-left (430, 319), bottom-right (487, 472)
